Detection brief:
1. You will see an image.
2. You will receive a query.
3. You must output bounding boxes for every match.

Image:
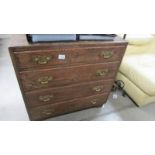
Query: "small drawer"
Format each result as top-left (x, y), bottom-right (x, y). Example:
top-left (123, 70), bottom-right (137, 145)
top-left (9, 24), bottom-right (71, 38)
top-left (70, 46), bottom-right (125, 65)
top-left (25, 79), bottom-right (113, 108)
top-left (14, 49), bottom-right (69, 69)
top-left (14, 45), bottom-right (126, 69)
top-left (20, 62), bottom-right (120, 91)
top-left (29, 93), bottom-right (108, 120)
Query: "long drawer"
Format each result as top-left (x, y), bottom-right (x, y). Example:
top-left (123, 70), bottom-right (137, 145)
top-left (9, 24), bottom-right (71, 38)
top-left (29, 93), bottom-right (108, 120)
top-left (25, 79), bottom-right (113, 108)
top-left (14, 46), bottom-right (125, 69)
top-left (20, 62), bottom-right (120, 91)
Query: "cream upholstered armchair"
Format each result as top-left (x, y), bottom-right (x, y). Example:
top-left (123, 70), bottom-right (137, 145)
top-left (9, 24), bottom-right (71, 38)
top-left (116, 34), bottom-right (155, 106)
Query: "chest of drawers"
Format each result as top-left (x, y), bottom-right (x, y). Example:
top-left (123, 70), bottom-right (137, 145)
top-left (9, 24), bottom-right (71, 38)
top-left (9, 35), bottom-right (128, 120)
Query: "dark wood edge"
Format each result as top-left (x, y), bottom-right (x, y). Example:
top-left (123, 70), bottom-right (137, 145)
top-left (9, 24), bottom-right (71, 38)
top-left (10, 42), bottom-right (128, 52)
top-left (13, 45), bottom-right (127, 53)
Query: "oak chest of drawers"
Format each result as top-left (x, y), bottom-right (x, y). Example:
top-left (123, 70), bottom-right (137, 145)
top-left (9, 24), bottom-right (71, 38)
top-left (9, 35), bottom-right (128, 121)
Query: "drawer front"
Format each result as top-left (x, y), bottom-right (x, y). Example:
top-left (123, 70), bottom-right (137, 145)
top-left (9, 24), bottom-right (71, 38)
top-left (29, 93), bottom-right (108, 120)
top-left (14, 50), bottom-right (69, 69)
top-left (70, 46), bottom-right (125, 65)
top-left (25, 80), bottom-right (113, 108)
top-left (20, 62), bottom-right (120, 91)
top-left (14, 46), bottom-right (125, 69)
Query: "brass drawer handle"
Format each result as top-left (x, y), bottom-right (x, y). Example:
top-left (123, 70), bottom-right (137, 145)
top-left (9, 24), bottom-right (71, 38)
top-left (100, 51), bottom-right (113, 59)
top-left (91, 99), bottom-right (97, 105)
top-left (42, 110), bottom-right (53, 116)
top-left (93, 86), bottom-right (103, 92)
top-left (33, 56), bottom-right (52, 65)
top-left (38, 76), bottom-right (53, 85)
top-left (96, 69), bottom-right (109, 77)
top-left (39, 95), bottom-right (53, 102)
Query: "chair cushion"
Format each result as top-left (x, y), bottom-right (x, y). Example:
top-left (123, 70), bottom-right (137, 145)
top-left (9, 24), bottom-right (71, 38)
top-left (125, 36), bottom-right (155, 55)
top-left (126, 34), bottom-right (153, 45)
top-left (119, 53), bottom-right (155, 96)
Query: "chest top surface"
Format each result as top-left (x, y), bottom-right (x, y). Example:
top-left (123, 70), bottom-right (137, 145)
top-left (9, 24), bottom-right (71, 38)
top-left (9, 35), bottom-right (128, 51)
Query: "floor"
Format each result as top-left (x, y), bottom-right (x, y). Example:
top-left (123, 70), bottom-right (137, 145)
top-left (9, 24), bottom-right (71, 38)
top-left (0, 35), bottom-right (155, 121)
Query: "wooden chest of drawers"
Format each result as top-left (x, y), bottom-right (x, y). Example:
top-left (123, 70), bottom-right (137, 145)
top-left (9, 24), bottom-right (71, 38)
top-left (9, 35), bottom-right (127, 121)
